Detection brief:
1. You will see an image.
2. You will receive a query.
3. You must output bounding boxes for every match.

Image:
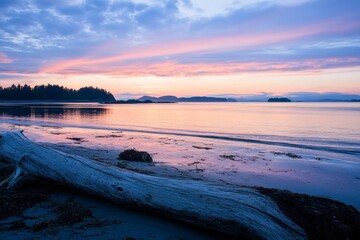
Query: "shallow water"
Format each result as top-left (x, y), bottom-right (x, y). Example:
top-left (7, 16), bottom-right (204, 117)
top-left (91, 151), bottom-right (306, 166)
top-left (0, 102), bottom-right (359, 157)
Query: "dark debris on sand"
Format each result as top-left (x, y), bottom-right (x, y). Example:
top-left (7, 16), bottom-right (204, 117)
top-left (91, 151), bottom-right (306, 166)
top-left (0, 166), bottom-right (13, 182)
top-left (0, 189), bottom-right (49, 219)
top-left (0, 161), bottom-right (50, 220)
top-left (271, 151), bottom-right (302, 159)
top-left (66, 137), bottom-right (87, 143)
top-left (0, 162), bottom-right (94, 233)
top-left (192, 145), bottom-right (213, 150)
top-left (255, 187), bottom-right (360, 240)
top-left (219, 154), bottom-right (238, 161)
top-left (95, 134), bottom-right (123, 138)
top-left (33, 201), bottom-right (92, 231)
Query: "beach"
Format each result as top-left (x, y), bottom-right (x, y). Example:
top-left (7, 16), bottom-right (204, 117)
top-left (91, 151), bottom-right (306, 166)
top-left (0, 102), bottom-right (359, 239)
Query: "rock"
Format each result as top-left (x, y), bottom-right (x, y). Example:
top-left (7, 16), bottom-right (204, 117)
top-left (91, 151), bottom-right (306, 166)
top-left (255, 187), bottom-right (360, 240)
top-left (118, 149), bottom-right (153, 162)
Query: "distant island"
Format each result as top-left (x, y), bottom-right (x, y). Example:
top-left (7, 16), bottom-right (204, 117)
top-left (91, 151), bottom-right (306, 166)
top-left (267, 97), bottom-right (292, 102)
top-left (138, 95), bottom-right (237, 102)
top-left (0, 84), bottom-right (115, 102)
top-left (102, 99), bottom-right (174, 104)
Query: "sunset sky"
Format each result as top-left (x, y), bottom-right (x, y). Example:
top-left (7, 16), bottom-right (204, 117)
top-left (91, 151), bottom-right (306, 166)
top-left (0, 0), bottom-right (359, 98)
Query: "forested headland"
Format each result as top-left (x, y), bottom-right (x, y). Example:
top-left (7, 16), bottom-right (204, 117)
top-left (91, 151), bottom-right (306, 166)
top-left (0, 84), bottom-right (115, 102)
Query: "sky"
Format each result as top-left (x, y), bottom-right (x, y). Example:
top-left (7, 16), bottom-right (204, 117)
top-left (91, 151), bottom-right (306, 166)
top-left (0, 0), bottom-right (360, 98)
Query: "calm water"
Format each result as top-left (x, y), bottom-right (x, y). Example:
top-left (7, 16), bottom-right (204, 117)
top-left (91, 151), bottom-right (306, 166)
top-left (0, 102), bottom-right (359, 156)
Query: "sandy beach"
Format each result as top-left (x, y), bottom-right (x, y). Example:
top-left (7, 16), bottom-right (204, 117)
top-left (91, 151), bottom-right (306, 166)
top-left (1, 121), bottom-right (359, 239)
top-left (1, 121), bottom-right (359, 210)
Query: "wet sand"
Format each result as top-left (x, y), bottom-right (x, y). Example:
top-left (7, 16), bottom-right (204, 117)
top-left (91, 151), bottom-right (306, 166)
top-left (0, 124), bottom-right (360, 239)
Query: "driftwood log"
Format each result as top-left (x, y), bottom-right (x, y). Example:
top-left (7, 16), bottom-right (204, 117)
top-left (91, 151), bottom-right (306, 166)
top-left (0, 131), bottom-right (306, 239)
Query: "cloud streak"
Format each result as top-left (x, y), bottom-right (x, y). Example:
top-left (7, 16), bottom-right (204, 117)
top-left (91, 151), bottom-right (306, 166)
top-left (39, 58), bottom-right (360, 77)
top-left (0, 53), bottom-right (13, 64)
top-left (177, 0), bottom-right (313, 20)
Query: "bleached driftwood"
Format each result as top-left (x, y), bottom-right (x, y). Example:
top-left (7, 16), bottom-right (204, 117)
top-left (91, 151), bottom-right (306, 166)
top-left (0, 131), bottom-right (306, 239)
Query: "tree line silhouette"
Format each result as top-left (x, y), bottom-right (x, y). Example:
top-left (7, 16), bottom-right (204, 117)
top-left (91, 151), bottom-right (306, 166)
top-left (0, 84), bottom-right (115, 101)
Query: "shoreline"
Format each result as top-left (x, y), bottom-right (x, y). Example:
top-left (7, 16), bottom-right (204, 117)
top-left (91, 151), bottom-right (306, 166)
top-left (1, 117), bottom-right (359, 157)
top-left (0, 122), bottom-right (359, 210)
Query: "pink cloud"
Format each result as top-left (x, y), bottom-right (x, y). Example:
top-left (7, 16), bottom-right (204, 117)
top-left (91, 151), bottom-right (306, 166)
top-left (39, 57), bottom-right (360, 77)
top-left (40, 18), bottom-right (360, 75)
top-left (0, 52), bottom-right (13, 64)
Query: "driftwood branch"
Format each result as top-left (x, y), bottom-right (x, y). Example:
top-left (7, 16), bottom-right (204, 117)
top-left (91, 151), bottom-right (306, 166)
top-left (0, 131), bottom-right (306, 239)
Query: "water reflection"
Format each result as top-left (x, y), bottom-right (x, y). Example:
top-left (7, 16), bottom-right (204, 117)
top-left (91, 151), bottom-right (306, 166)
top-left (0, 102), bottom-right (359, 144)
top-left (0, 105), bottom-right (109, 119)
